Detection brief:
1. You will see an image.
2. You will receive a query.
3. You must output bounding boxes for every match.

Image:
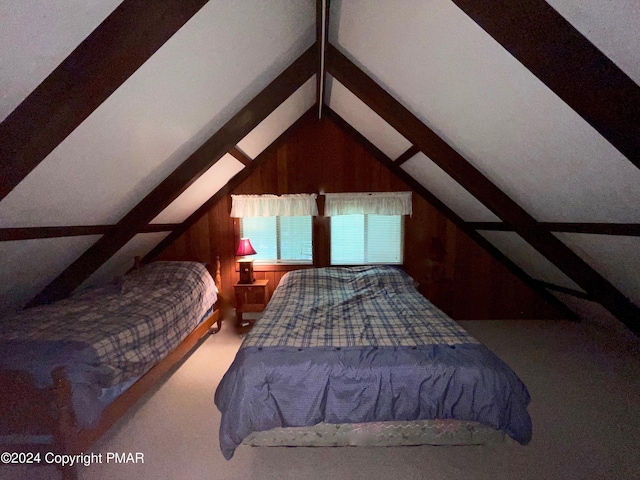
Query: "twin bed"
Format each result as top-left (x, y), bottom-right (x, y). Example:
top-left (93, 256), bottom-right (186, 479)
top-left (0, 260), bottom-right (221, 479)
top-left (216, 266), bottom-right (532, 459)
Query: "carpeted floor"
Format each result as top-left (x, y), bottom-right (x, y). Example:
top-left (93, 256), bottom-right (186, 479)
top-left (4, 317), bottom-right (639, 480)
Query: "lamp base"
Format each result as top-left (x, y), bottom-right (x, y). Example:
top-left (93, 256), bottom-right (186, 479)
top-left (238, 259), bottom-right (255, 284)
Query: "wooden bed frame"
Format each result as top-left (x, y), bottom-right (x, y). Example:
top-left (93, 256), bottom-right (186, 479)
top-left (0, 257), bottom-right (222, 480)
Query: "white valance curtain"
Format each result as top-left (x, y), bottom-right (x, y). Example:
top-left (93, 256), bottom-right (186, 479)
top-left (324, 192), bottom-right (412, 216)
top-left (230, 194), bottom-right (318, 217)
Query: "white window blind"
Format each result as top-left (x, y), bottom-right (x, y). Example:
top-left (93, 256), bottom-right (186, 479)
top-left (327, 192), bottom-right (408, 265)
top-left (331, 214), bottom-right (403, 265)
top-left (241, 216), bottom-right (312, 264)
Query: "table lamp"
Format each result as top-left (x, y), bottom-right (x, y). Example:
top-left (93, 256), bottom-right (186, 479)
top-left (236, 237), bottom-right (257, 284)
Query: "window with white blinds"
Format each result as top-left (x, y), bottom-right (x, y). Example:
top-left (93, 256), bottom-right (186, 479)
top-left (330, 214), bottom-right (403, 265)
top-left (241, 216), bottom-right (312, 264)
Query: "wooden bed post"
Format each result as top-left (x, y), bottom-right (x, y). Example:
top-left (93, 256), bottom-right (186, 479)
top-left (51, 367), bottom-right (79, 480)
top-left (215, 255), bottom-right (222, 292)
top-left (210, 256), bottom-right (224, 334)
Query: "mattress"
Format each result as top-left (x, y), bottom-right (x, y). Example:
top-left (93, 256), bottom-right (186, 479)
top-left (243, 419), bottom-right (505, 447)
top-left (215, 266), bottom-right (531, 459)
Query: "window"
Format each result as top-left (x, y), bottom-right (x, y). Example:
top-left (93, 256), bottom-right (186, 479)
top-left (241, 216), bottom-right (312, 264)
top-left (331, 214), bottom-right (403, 265)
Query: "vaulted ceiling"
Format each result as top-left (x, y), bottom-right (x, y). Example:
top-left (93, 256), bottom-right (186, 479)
top-left (1, 0), bottom-right (638, 335)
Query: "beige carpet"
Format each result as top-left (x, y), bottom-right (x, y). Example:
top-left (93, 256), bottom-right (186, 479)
top-left (3, 318), bottom-right (639, 480)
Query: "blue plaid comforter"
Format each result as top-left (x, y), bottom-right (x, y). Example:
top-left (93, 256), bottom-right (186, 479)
top-left (216, 266), bottom-right (532, 459)
top-left (0, 261), bottom-right (217, 427)
top-left (245, 266), bottom-right (479, 348)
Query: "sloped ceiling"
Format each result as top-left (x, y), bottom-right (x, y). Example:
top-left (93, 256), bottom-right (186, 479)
top-left (0, 1), bottom-right (638, 334)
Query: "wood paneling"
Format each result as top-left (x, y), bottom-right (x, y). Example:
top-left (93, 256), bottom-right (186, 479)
top-left (157, 114), bottom-right (566, 320)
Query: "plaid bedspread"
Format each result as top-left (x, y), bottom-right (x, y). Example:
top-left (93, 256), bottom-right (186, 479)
top-left (244, 266), bottom-right (478, 348)
top-left (0, 261), bottom-right (217, 388)
top-left (217, 267), bottom-right (532, 459)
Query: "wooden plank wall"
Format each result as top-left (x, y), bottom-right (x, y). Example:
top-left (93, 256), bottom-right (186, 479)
top-left (157, 115), bottom-right (565, 320)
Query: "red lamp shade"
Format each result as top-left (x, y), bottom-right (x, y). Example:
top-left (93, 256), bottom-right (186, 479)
top-left (236, 238), bottom-right (257, 256)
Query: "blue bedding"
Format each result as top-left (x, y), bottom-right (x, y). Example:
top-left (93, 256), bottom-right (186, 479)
top-left (215, 267), bottom-right (532, 459)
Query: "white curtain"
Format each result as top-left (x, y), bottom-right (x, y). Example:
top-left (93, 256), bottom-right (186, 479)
top-left (230, 194), bottom-right (318, 217)
top-left (324, 192), bottom-right (412, 216)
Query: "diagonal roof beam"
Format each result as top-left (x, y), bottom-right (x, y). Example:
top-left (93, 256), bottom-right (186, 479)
top-left (395, 146), bottom-right (420, 167)
top-left (327, 44), bottom-right (640, 333)
top-left (29, 45), bottom-right (317, 306)
top-left (451, 0), bottom-right (640, 170)
top-left (228, 147), bottom-right (253, 166)
top-left (316, 0), bottom-right (330, 117)
top-left (468, 222), bottom-right (640, 237)
top-left (0, 224), bottom-right (178, 241)
top-left (323, 106), bottom-right (577, 322)
top-left (0, 0), bottom-right (211, 201)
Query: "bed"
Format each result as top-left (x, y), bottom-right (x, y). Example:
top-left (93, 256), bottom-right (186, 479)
top-left (215, 266), bottom-right (532, 459)
top-left (0, 259), bottom-right (221, 479)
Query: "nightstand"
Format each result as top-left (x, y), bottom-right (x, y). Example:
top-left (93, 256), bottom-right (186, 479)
top-left (233, 279), bottom-right (270, 334)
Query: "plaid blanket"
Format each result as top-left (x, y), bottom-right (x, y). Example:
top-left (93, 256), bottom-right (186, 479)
top-left (244, 266), bottom-right (478, 348)
top-left (0, 261), bottom-right (217, 387)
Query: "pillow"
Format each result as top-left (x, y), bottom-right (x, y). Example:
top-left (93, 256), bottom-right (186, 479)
top-left (121, 261), bottom-right (207, 292)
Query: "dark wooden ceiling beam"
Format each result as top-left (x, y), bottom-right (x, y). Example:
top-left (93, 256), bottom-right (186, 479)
top-left (395, 146), bottom-right (420, 166)
top-left (327, 44), bottom-right (640, 332)
top-left (533, 280), bottom-right (593, 302)
top-left (0, 224), bottom-right (178, 242)
top-left (316, 0), bottom-right (330, 117)
top-left (28, 45), bottom-right (317, 306)
top-left (144, 108), bottom-right (318, 264)
top-left (0, 0), bottom-right (211, 201)
top-left (324, 106), bottom-right (578, 322)
top-left (451, 0), bottom-right (640, 170)
top-left (228, 147), bottom-right (253, 166)
top-left (470, 222), bottom-right (640, 237)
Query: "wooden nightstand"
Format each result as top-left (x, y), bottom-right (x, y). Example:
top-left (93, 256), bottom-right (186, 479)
top-left (233, 279), bottom-right (270, 334)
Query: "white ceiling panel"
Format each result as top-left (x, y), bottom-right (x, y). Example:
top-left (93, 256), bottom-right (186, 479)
top-left (151, 154), bottom-right (244, 224)
top-left (402, 152), bottom-right (499, 222)
top-left (554, 233), bottom-right (640, 307)
top-left (0, 0), bottom-right (315, 228)
top-left (479, 231), bottom-right (584, 292)
top-left (546, 0), bottom-right (640, 86)
top-left (0, 0), bottom-right (123, 122)
top-left (0, 235), bottom-right (101, 315)
top-left (326, 76), bottom-right (412, 159)
top-left (78, 232), bottom-right (170, 292)
top-left (237, 76), bottom-right (317, 159)
top-left (331, 0), bottom-right (640, 223)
